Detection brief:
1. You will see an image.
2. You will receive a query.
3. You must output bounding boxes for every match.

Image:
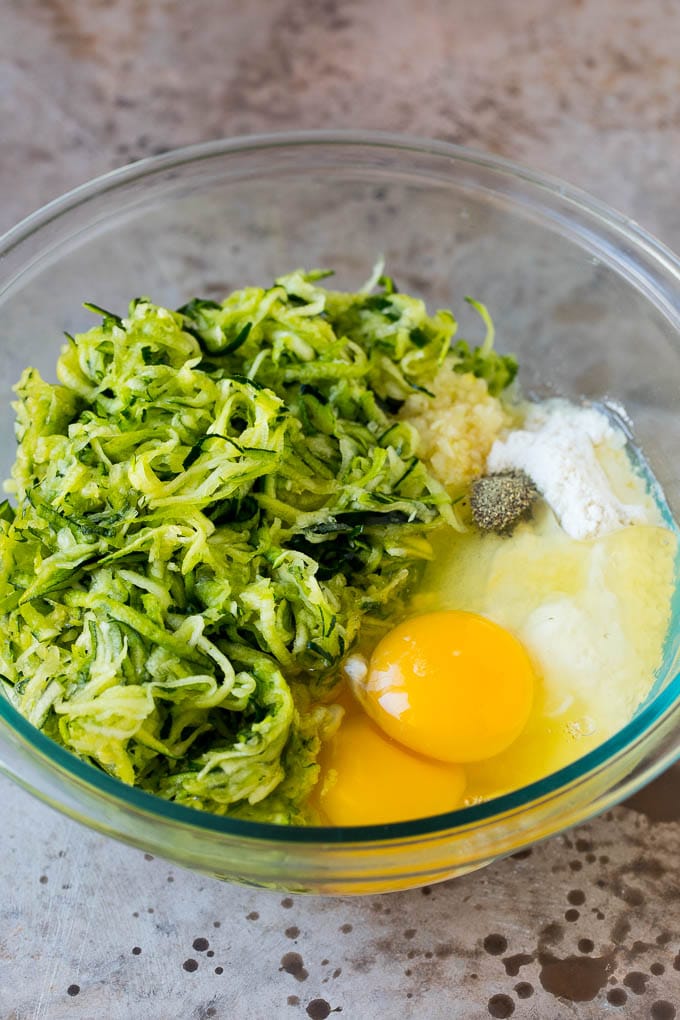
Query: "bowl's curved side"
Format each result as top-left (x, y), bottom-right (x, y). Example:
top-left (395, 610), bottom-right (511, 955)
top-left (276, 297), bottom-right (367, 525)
top-left (2, 679), bottom-right (680, 892)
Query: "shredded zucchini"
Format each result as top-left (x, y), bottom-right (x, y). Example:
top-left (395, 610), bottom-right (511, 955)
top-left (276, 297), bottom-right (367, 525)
top-left (0, 269), bottom-right (516, 822)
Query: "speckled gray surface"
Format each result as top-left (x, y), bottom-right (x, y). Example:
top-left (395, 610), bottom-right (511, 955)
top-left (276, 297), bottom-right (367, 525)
top-left (2, 1), bottom-right (680, 1017)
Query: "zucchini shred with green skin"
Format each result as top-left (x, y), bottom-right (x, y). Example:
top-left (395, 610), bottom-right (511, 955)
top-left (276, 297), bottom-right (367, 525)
top-left (0, 268), bottom-right (516, 824)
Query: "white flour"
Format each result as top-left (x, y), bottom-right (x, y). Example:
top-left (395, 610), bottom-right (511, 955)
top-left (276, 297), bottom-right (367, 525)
top-left (486, 400), bottom-right (648, 539)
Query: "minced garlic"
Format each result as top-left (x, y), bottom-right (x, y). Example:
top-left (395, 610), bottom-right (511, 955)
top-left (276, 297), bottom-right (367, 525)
top-left (401, 369), bottom-right (512, 492)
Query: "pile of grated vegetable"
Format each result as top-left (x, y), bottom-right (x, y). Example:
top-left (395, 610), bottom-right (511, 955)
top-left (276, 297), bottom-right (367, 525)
top-left (0, 268), bottom-right (516, 823)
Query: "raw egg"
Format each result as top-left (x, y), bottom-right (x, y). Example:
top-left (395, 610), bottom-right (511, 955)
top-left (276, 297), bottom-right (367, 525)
top-left (351, 610), bottom-right (535, 763)
top-left (318, 710), bottom-right (466, 826)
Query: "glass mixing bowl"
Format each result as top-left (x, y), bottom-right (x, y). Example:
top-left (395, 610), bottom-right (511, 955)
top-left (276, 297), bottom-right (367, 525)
top-left (1, 132), bottom-right (680, 895)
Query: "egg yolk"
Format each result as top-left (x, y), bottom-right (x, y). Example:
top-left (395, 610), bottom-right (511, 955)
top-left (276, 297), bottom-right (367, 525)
top-left (353, 610), bottom-right (535, 763)
top-left (318, 711), bottom-right (466, 826)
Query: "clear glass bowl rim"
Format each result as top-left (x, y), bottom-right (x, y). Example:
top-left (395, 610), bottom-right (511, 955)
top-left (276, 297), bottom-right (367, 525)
top-left (1, 128), bottom-right (680, 847)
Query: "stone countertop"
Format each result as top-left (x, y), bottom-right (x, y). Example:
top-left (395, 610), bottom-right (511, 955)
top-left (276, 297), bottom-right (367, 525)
top-left (1, 1), bottom-right (680, 1017)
